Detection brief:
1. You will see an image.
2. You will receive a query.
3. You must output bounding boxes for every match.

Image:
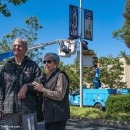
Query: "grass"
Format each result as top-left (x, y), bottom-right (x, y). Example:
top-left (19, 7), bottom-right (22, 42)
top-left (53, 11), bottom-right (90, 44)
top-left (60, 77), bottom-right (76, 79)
top-left (70, 106), bottom-right (130, 122)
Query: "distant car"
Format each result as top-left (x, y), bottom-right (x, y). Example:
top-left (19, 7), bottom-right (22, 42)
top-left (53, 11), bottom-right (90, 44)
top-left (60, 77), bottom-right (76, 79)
top-left (116, 88), bottom-right (130, 95)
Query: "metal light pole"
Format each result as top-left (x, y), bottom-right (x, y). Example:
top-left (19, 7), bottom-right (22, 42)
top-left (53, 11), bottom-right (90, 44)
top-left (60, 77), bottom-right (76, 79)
top-left (79, 0), bottom-right (83, 107)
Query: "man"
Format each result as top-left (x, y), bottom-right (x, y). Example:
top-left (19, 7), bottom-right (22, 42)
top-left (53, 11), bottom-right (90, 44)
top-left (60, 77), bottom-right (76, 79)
top-left (93, 63), bottom-right (101, 89)
top-left (0, 38), bottom-right (43, 130)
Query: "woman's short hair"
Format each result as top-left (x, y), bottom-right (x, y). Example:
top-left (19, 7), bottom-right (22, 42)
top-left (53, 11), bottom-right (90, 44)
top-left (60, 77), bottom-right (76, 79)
top-left (44, 53), bottom-right (60, 64)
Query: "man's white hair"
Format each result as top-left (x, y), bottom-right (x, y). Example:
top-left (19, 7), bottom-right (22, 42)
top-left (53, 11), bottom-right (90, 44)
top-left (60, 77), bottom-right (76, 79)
top-left (13, 38), bottom-right (28, 48)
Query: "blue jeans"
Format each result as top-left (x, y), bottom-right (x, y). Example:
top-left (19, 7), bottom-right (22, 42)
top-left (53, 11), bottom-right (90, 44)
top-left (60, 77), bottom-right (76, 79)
top-left (4, 113), bottom-right (38, 130)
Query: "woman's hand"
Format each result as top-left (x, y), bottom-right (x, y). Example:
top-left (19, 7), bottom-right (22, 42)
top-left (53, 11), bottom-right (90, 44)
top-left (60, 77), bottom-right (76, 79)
top-left (32, 81), bottom-right (44, 92)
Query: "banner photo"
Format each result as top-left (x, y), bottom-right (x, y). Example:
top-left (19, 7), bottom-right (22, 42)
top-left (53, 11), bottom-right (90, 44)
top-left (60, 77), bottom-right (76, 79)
top-left (84, 9), bottom-right (93, 40)
top-left (69, 4), bottom-right (78, 38)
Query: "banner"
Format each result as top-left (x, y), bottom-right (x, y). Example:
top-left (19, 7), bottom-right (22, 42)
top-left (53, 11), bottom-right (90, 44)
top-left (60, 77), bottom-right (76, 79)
top-left (84, 9), bottom-right (93, 40)
top-left (69, 4), bottom-right (78, 38)
top-left (0, 51), bottom-right (14, 61)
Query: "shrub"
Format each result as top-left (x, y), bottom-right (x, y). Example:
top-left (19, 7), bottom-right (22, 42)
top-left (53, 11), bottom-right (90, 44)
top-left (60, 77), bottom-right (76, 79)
top-left (70, 106), bottom-right (105, 119)
top-left (70, 106), bottom-right (130, 122)
top-left (105, 94), bottom-right (130, 113)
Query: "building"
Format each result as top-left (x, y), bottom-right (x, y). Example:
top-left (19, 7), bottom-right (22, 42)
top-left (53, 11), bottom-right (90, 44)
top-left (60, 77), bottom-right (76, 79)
top-left (119, 57), bottom-right (130, 88)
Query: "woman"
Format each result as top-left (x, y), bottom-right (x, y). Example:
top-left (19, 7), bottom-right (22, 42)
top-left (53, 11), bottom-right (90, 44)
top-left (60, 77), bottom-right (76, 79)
top-left (33, 53), bottom-right (70, 130)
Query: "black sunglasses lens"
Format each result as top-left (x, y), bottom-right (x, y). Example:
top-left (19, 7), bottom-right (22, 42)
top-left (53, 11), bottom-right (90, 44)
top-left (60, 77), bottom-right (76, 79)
top-left (47, 60), bottom-right (51, 63)
top-left (43, 61), bottom-right (46, 64)
top-left (43, 60), bottom-right (52, 64)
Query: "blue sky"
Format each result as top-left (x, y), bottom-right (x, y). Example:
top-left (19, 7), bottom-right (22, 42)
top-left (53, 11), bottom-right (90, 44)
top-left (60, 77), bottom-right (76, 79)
top-left (0, 0), bottom-right (129, 65)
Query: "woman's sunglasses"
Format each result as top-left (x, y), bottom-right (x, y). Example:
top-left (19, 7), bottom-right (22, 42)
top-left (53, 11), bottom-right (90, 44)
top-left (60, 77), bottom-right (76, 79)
top-left (43, 60), bottom-right (52, 64)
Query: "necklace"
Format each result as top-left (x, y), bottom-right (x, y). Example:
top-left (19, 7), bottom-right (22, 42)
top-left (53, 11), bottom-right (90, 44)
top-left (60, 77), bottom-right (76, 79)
top-left (46, 73), bottom-right (51, 79)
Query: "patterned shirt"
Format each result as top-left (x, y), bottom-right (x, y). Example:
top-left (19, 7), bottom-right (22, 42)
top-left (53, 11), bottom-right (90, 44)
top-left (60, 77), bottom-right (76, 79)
top-left (0, 56), bottom-right (43, 113)
top-left (43, 73), bottom-right (68, 101)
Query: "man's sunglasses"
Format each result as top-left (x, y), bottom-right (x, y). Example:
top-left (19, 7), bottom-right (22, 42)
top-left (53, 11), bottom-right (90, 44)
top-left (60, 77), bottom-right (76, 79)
top-left (43, 60), bottom-right (52, 64)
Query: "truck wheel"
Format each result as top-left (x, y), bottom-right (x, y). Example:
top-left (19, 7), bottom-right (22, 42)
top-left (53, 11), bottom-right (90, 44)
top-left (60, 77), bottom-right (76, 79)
top-left (94, 103), bottom-right (102, 111)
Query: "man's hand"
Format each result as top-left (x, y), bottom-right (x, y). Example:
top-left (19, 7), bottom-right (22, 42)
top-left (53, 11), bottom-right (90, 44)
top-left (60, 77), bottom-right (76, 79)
top-left (17, 84), bottom-right (27, 99)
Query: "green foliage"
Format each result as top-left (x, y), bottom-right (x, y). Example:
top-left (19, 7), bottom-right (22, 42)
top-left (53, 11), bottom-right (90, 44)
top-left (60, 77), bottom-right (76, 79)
top-left (112, 0), bottom-right (130, 48)
top-left (0, 0), bottom-right (28, 17)
top-left (120, 51), bottom-right (130, 65)
top-left (59, 63), bottom-right (80, 93)
top-left (104, 112), bottom-right (130, 122)
top-left (0, 16), bottom-right (43, 65)
top-left (99, 56), bottom-right (127, 88)
top-left (41, 56), bottom-right (126, 92)
top-left (67, 64), bottom-right (80, 93)
top-left (70, 106), bottom-right (130, 122)
top-left (67, 56), bottom-right (127, 90)
top-left (106, 94), bottom-right (130, 113)
top-left (70, 106), bottom-right (105, 119)
top-left (112, 0), bottom-right (130, 64)
top-left (83, 66), bottom-right (95, 87)
top-left (62, 63), bottom-right (96, 92)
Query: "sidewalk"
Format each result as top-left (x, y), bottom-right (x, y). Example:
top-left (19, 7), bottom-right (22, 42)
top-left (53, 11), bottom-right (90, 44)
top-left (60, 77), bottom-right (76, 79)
top-left (0, 120), bottom-right (46, 130)
top-left (70, 116), bottom-right (130, 129)
top-left (1, 118), bottom-right (130, 130)
top-left (37, 117), bottom-right (130, 130)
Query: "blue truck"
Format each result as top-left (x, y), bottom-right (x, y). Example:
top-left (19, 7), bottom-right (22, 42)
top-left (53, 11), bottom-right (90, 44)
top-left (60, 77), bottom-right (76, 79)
top-left (69, 88), bottom-right (130, 110)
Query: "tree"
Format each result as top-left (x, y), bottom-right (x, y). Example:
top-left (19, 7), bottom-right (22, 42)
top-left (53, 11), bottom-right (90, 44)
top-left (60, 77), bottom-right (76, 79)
top-left (59, 62), bottom-right (80, 93)
top-left (64, 56), bottom-right (127, 92)
top-left (0, 16), bottom-right (43, 65)
top-left (99, 56), bottom-right (127, 88)
top-left (112, 0), bottom-right (130, 65)
top-left (58, 62), bottom-right (95, 93)
top-left (112, 0), bottom-right (130, 48)
top-left (0, 0), bottom-right (28, 17)
top-left (41, 55), bottom-right (127, 94)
